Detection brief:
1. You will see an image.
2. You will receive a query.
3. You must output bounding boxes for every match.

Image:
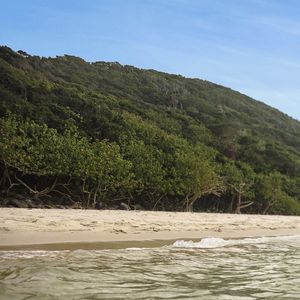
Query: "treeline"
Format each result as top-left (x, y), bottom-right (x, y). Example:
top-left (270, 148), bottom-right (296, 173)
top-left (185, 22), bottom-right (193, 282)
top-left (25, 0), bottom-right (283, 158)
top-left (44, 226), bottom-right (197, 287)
top-left (1, 114), bottom-right (299, 214)
top-left (0, 46), bottom-right (300, 214)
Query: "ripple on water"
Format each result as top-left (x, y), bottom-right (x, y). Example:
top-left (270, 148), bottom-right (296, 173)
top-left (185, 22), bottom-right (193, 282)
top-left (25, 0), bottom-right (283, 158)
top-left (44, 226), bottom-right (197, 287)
top-left (0, 235), bottom-right (299, 299)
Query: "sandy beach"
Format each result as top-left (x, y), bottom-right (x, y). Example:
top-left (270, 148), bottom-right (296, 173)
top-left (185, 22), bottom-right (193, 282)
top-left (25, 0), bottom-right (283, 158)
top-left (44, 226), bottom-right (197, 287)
top-left (0, 208), bottom-right (299, 249)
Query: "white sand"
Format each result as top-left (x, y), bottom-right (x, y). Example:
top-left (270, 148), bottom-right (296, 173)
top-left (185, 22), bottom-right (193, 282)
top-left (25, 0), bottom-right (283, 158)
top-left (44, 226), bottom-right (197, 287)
top-left (0, 208), bottom-right (299, 247)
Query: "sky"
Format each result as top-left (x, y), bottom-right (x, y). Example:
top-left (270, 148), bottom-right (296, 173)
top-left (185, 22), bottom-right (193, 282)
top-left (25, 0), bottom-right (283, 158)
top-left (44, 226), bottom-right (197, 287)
top-left (1, 0), bottom-right (300, 120)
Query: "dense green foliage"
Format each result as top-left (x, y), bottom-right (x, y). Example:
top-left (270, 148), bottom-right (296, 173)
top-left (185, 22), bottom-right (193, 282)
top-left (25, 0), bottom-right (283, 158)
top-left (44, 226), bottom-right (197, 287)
top-left (0, 46), bottom-right (299, 214)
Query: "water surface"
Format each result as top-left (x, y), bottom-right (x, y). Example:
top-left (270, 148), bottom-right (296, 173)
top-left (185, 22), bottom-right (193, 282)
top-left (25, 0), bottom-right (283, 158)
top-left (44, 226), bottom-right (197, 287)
top-left (0, 235), bottom-right (299, 299)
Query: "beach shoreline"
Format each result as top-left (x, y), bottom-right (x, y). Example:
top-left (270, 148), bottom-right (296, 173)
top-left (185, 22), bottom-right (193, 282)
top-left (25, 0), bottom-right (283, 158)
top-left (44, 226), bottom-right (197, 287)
top-left (1, 208), bottom-right (299, 250)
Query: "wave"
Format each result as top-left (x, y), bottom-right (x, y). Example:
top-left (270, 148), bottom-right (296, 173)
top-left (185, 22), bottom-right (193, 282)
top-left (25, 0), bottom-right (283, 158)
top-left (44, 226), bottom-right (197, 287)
top-left (1, 236), bottom-right (299, 258)
top-left (172, 235), bottom-right (300, 249)
top-left (0, 250), bottom-right (69, 259)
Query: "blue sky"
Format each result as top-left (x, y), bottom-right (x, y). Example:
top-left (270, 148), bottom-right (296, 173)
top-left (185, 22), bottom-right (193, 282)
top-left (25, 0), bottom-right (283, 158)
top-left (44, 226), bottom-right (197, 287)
top-left (1, 0), bottom-right (300, 120)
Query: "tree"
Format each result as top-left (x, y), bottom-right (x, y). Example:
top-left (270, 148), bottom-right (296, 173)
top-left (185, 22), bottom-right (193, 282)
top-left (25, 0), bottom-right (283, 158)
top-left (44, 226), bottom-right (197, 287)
top-left (255, 172), bottom-right (282, 214)
top-left (222, 161), bottom-right (255, 213)
top-left (175, 144), bottom-right (224, 212)
top-left (121, 139), bottom-right (168, 208)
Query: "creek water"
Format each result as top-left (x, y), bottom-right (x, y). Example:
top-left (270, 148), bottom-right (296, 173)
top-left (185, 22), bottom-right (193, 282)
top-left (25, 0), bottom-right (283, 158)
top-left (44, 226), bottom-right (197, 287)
top-left (0, 235), bottom-right (299, 299)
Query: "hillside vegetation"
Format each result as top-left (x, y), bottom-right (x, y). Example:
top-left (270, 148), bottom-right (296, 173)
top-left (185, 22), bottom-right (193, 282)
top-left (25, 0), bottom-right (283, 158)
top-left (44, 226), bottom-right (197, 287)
top-left (0, 46), bottom-right (299, 214)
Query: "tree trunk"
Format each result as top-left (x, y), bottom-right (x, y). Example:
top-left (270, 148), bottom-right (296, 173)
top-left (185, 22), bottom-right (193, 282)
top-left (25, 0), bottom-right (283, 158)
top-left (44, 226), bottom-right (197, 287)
top-left (152, 194), bottom-right (164, 211)
top-left (263, 202), bottom-right (273, 215)
top-left (235, 192), bottom-right (242, 214)
top-left (185, 195), bottom-right (198, 212)
top-left (216, 198), bottom-right (220, 212)
top-left (229, 195), bottom-right (234, 213)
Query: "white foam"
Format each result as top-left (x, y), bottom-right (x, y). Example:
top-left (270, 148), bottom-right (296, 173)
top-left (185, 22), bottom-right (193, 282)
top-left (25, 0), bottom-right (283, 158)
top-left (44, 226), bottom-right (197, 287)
top-left (125, 247), bottom-right (149, 251)
top-left (172, 235), bottom-right (300, 249)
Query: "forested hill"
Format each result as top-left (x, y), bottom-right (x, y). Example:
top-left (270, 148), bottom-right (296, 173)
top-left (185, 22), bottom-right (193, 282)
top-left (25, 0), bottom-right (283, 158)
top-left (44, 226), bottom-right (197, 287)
top-left (0, 45), bottom-right (300, 214)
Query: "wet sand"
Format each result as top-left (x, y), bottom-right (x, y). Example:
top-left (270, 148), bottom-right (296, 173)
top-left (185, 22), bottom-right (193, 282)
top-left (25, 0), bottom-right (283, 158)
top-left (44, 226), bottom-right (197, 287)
top-left (0, 208), bottom-right (299, 249)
